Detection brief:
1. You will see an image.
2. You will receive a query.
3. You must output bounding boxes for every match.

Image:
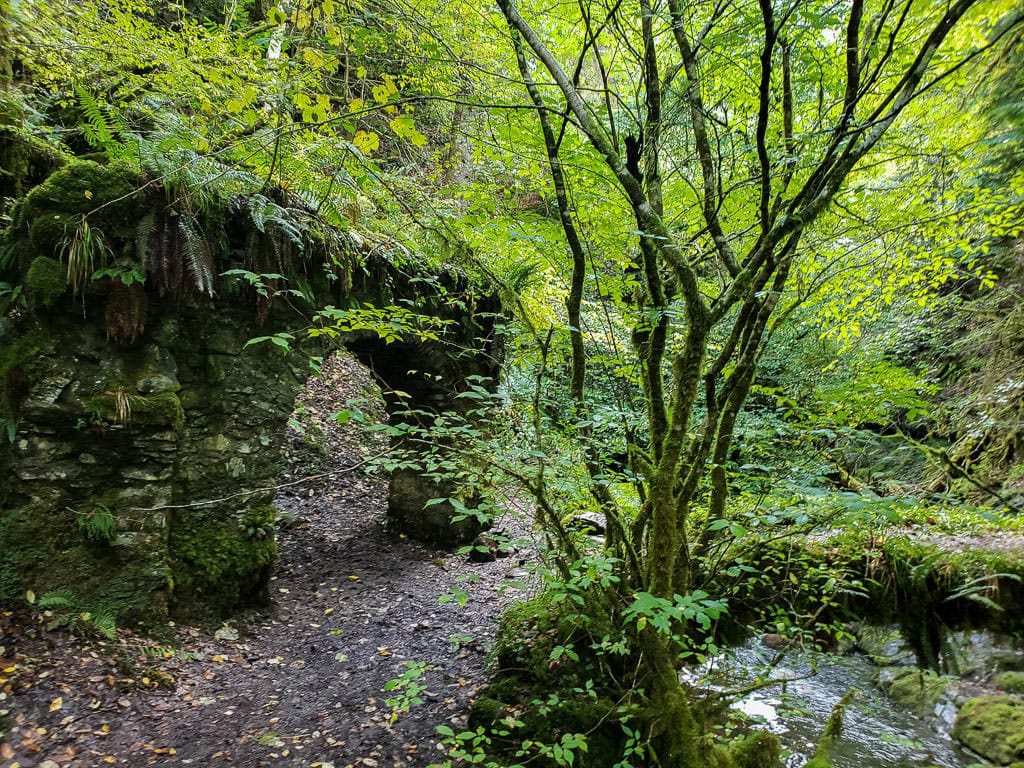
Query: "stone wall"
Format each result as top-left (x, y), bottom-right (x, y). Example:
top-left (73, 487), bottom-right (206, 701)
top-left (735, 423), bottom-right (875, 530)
top-left (0, 156), bottom-right (500, 622)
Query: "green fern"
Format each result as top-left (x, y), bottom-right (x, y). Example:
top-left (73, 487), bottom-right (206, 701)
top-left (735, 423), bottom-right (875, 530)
top-left (76, 89), bottom-right (130, 160)
top-left (77, 504), bottom-right (118, 544)
top-left (37, 589), bottom-right (76, 610)
top-left (35, 589), bottom-right (117, 640)
top-left (135, 212), bottom-right (157, 262)
top-left (178, 214), bottom-right (215, 296)
top-left (88, 610), bottom-right (117, 640)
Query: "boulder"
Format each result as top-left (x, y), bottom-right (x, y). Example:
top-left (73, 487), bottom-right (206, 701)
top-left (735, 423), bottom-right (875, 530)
top-left (952, 695), bottom-right (1024, 765)
top-left (995, 671), bottom-right (1024, 694)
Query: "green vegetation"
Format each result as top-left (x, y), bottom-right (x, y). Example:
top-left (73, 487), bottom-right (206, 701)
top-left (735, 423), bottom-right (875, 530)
top-left (0, 0), bottom-right (1023, 764)
top-left (167, 503), bottom-right (278, 616)
top-left (24, 255), bottom-right (66, 305)
top-left (953, 696), bottom-right (1024, 765)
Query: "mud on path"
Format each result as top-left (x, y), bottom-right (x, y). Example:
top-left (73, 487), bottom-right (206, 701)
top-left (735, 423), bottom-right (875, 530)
top-left (0, 355), bottom-right (533, 768)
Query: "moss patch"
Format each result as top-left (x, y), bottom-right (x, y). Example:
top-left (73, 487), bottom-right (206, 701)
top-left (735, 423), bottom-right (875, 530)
top-left (0, 124), bottom-right (65, 199)
top-left (0, 502), bottom-right (170, 622)
top-left (25, 256), bottom-right (67, 306)
top-left (19, 160), bottom-right (144, 261)
top-left (995, 671), bottom-right (1024, 694)
top-left (168, 504), bottom-right (278, 617)
top-left (86, 390), bottom-right (184, 430)
top-left (728, 731), bottom-right (781, 768)
top-left (953, 695), bottom-right (1024, 765)
top-left (0, 324), bottom-right (50, 421)
top-left (884, 668), bottom-right (952, 716)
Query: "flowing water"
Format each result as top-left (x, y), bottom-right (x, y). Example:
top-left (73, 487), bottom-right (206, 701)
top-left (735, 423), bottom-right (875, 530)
top-left (688, 638), bottom-right (976, 768)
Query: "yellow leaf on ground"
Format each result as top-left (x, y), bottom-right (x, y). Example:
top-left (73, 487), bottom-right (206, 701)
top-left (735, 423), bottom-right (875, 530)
top-left (49, 697), bottom-right (62, 712)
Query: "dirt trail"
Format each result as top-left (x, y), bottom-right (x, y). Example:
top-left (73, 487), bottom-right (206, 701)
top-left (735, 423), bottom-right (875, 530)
top-left (0, 356), bottom-right (531, 768)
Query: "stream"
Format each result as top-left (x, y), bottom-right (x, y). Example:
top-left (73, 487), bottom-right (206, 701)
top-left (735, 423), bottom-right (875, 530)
top-left (689, 637), bottom-right (980, 768)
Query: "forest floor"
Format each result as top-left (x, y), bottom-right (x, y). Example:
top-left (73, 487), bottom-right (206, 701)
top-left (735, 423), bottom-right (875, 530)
top-left (0, 355), bottom-right (535, 768)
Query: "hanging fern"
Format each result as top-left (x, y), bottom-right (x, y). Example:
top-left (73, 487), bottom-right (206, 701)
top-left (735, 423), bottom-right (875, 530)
top-left (77, 504), bottom-right (118, 544)
top-left (178, 214), bottom-right (215, 296)
top-left (135, 212), bottom-right (157, 262)
top-left (105, 279), bottom-right (147, 344)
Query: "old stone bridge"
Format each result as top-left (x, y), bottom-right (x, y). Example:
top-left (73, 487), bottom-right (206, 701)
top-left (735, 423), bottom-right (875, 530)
top-left (0, 156), bottom-right (501, 622)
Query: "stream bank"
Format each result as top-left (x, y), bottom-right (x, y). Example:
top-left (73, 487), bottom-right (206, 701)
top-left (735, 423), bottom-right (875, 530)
top-left (695, 626), bottom-right (1024, 768)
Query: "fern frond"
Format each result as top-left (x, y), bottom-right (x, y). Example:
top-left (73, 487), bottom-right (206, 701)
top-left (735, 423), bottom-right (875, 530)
top-left (75, 88), bottom-right (128, 159)
top-left (135, 212), bottom-right (157, 263)
top-left (38, 590), bottom-right (76, 609)
top-left (90, 610), bottom-right (117, 640)
top-left (179, 215), bottom-right (215, 296)
top-left (0, 229), bottom-right (18, 271)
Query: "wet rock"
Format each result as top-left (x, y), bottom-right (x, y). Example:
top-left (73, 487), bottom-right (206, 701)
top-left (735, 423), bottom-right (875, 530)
top-left (567, 512), bottom-right (605, 535)
top-left (854, 625), bottom-right (915, 666)
top-left (952, 695), bottom-right (1024, 765)
top-left (762, 633), bottom-right (794, 650)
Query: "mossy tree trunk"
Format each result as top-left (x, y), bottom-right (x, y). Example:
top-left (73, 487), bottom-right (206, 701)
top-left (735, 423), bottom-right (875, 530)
top-left (0, 0), bottom-right (11, 88)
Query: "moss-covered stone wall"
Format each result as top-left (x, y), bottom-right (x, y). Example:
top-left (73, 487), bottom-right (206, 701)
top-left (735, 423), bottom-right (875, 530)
top-left (0, 147), bottom-right (501, 623)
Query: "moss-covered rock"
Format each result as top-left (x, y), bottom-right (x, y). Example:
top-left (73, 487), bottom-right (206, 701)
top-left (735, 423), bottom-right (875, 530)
top-left (728, 731), bottom-right (781, 768)
top-left (86, 390), bottom-right (184, 430)
top-left (481, 591), bottom-right (629, 767)
top-left (0, 124), bottom-right (65, 199)
top-left (882, 668), bottom-right (952, 716)
top-left (492, 592), bottom-right (597, 689)
top-left (0, 324), bottom-right (50, 421)
top-left (25, 256), bottom-right (67, 306)
top-left (0, 501), bottom-right (171, 621)
top-left (20, 160), bottom-right (143, 261)
top-left (518, 695), bottom-right (624, 768)
top-left (168, 504), bottom-right (277, 617)
top-left (855, 625), bottom-right (914, 666)
top-left (952, 695), bottom-right (1024, 765)
top-left (990, 651), bottom-right (1024, 673)
top-left (995, 671), bottom-right (1024, 694)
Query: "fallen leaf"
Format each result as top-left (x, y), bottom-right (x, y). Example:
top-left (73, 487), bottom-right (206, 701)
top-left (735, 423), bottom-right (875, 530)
top-left (49, 697), bottom-right (62, 712)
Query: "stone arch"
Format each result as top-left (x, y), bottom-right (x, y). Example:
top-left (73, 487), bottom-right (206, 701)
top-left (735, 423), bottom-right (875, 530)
top-left (0, 158), bottom-right (501, 621)
top-left (347, 327), bottom-right (500, 546)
